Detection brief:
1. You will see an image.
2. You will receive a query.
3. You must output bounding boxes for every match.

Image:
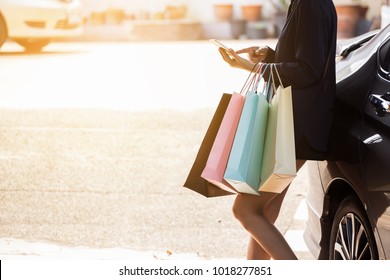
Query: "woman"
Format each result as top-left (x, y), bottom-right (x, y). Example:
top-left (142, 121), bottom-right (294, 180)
top-left (218, 0), bottom-right (337, 259)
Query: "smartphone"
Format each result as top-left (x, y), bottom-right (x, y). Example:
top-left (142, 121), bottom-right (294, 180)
top-left (210, 39), bottom-right (230, 51)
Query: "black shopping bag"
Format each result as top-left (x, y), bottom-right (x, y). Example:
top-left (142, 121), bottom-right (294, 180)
top-left (183, 93), bottom-right (236, 197)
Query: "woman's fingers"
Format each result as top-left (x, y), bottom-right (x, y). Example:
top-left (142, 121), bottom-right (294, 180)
top-left (218, 48), bottom-right (234, 64)
top-left (236, 46), bottom-right (258, 55)
top-left (219, 48), bottom-right (256, 71)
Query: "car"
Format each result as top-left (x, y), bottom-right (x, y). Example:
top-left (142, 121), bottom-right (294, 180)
top-left (0, 0), bottom-right (83, 52)
top-left (303, 25), bottom-right (390, 260)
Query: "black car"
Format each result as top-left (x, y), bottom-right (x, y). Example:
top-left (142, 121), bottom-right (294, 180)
top-left (304, 25), bottom-right (390, 260)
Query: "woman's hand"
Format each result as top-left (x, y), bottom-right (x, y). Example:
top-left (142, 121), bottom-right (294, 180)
top-left (218, 48), bottom-right (258, 72)
top-left (236, 46), bottom-right (269, 63)
top-left (218, 46), bottom-right (269, 72)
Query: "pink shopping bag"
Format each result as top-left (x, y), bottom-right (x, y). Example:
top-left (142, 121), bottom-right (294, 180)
top-left (201, 92), bottom-right (245, 193)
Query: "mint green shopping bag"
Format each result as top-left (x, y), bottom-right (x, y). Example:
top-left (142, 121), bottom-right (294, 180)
top-left (259, 64), bottom-right (296, 193)
top-left (224, 65), bottom-right (271, 195)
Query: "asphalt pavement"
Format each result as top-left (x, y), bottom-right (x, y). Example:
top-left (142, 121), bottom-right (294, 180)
top-left (0, 108), bottom-right (313, 260)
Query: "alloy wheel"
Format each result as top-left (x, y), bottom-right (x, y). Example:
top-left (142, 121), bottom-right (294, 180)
top-left (333, 212), bottom-right (373, 260)
top-left (329, 195), bottom-right (378, 260)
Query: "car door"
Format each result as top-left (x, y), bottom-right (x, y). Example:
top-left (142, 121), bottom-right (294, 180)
top-left (361, 37), bottom-right (390, 259)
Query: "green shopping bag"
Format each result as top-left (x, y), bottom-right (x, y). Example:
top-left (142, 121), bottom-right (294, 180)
top-left (259, 64), bottom-right (296, 193)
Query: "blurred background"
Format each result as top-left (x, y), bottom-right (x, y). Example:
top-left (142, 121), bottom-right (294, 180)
top-left (1, 0), bottom-right (388, 52)
top-left (79, 0), bottom-right (385, 41)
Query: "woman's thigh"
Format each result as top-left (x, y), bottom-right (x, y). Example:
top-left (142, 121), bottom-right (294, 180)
top-left (233, 160), bottom-right (306, 221)
top-left (233, 188), bottom-right (288, 223)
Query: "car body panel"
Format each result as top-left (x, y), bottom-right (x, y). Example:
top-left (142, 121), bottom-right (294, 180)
top-left (304, 25), bottom-right (390, 260)
top-left (361, 49), bottom-right (390, 258)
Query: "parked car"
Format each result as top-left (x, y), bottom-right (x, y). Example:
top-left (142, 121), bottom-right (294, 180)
top-left (304, 25), bottom-right (390, 260)
top-left (0, 0), bottom-right (83, 52)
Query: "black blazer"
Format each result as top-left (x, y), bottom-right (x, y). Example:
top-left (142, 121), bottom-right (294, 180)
top-left (264, 0), bottom-right (337, 156)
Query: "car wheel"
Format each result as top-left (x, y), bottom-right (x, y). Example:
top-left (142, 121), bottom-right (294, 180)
top-left (329, 196), bottom-right (378, 260)
top-left (0, 15), bottom-right (7, 49)
top-left (15, 39), bottom-right (50, 52)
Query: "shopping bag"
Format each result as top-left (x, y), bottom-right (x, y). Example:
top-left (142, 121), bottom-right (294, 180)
top-left (183, 93), bottom-right (236, 197)
top-left (201, 92), bottom-right (245, 193)
top-left (259, 64), bottom-right (296, 193)
top-left (224, 67), bottom-right (271, 195)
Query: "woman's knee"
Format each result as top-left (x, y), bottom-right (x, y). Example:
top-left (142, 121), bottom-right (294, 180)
top-left (232, 194), bottom-right (263, 222)
top-left (232, 195), bottom-right (254, 221)
top-left (232, 193), bottom-right (281, 224)
top-left (232, 195), bottom-right (246, 221)
top-left (232, 196), bottom-right (270, 232)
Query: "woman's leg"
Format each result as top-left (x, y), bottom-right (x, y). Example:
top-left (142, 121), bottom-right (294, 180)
top-left (233, 160), bottom-right (306, 260)
top-left (233, 191), bottom-right (297, 260)
top-left (245, 187), bottom-right (289, 259)
top-left (247, 237), bottom-right (269, 259)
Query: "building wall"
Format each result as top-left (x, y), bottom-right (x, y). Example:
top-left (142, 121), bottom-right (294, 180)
top-left (80, 0), bottom-right (381, 22)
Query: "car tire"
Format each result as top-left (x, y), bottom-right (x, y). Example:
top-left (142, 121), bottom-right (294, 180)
top-left (15, 39), bottom-right (50, 53)
top-left (0, 15), bottom-right (7, 49)
top-left (329, 195), bottom-right (378, 260)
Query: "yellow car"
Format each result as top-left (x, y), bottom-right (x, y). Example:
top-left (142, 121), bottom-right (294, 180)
top-left (0, 0), bottom-right (83, 52)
